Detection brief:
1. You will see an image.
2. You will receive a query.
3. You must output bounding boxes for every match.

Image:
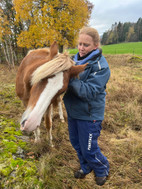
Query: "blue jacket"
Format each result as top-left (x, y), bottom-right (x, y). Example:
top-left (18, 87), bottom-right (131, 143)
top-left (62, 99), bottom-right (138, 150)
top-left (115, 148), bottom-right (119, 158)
top-left (63, 49), bottom-right (110, 121)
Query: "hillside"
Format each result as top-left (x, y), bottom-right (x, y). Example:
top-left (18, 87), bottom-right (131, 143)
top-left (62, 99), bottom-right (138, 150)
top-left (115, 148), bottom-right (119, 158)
top-left (0, 54), bottom-right (142, 188)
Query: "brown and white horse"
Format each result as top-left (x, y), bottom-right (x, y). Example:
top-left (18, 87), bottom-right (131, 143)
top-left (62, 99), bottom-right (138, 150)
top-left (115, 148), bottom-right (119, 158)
top-left (16, 42), bottom-right (87, 145)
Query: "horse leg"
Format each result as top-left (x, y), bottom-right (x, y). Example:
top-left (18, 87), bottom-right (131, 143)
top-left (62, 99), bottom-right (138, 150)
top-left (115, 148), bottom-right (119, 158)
top-left (58, 96), bottom-right (64, 123)
top-left (44, 105), bottom-right (54, 147)
top-left (34, 127), bottom-right (41, 143)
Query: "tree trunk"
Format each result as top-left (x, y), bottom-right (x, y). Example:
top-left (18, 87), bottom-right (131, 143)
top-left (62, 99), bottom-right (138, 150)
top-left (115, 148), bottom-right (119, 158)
top-left (8, 38), bottom-right (15, 69)
top-left (2, 41), bottom-right (11, 68)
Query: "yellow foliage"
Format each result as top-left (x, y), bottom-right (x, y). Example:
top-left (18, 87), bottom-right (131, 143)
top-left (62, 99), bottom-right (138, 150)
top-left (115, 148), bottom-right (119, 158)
top-left (0, 9), bottom-right (11, 41)
top-left (13, 0), bottom-right (92, 48)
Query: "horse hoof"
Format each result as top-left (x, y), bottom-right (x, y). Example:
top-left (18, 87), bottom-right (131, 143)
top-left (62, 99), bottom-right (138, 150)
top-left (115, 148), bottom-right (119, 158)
top-left (61, 119), bottom-right (65, 123)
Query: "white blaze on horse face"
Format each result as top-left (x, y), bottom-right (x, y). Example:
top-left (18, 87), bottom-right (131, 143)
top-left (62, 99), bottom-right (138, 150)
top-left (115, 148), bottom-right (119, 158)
top-left (20, 72), bottom-right (64, 132)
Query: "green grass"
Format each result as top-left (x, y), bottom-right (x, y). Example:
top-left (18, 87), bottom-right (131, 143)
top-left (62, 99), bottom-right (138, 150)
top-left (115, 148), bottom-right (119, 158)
top-left (67, 42), bottom-right (142, 55)
top-left (102, 42), bottom-right (142, 55)
top-left (67, 48), bottom-right (78, 55)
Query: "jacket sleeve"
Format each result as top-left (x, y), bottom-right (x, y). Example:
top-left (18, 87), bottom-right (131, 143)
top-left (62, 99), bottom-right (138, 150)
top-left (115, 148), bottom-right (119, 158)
top-left (68, 66), bottom-right (110, 102)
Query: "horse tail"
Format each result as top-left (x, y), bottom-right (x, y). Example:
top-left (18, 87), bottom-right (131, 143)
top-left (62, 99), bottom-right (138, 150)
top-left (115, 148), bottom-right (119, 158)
top-left (31, 52), bottom-right (75, 85)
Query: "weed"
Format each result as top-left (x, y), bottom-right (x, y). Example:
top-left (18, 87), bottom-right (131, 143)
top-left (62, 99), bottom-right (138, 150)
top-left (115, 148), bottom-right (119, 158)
top-left (128, 55), bottom-right (142, 63)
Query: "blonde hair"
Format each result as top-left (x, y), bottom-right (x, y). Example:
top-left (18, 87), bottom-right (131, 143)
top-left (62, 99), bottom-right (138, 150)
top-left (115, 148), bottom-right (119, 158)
top-left (79, 27), bottom-right (100, 47)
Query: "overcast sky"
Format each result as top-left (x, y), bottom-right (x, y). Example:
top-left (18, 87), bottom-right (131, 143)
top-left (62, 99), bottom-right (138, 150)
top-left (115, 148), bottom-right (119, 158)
top-left (88, 0), bottom-right (142, 35)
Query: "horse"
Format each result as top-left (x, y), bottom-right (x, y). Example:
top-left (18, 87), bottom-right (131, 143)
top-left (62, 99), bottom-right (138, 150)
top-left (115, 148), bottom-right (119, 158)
top-left (16, 41), bottom-right (88, 146)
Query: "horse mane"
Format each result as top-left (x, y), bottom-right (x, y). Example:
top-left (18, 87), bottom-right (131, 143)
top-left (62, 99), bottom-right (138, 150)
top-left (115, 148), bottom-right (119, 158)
top-left (31, 52), bottom-right (75, 85)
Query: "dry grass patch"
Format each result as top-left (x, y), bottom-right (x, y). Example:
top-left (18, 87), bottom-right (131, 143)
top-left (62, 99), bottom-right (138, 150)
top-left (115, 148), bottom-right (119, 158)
top-left (0, 55), bottom-right (142, 189)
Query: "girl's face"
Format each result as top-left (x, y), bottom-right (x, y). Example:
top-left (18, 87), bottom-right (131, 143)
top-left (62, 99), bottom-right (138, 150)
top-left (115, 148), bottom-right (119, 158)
top-left (78, 34), bottom-right (97, 57)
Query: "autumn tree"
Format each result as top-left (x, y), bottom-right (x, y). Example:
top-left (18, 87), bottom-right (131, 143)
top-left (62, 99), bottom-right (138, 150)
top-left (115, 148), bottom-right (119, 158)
top-left (0, 0), bottom-right (16, 67)
top-left (13, 0), bottom-right (93, 52)
top-left (0, 0), bottom-right (25, 66)
top-left (126, 26), bottom-right (137, 42)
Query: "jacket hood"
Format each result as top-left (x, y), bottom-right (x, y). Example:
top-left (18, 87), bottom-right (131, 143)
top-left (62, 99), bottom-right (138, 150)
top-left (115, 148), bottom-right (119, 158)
top-left (74, 48), bottom-right (102, 65)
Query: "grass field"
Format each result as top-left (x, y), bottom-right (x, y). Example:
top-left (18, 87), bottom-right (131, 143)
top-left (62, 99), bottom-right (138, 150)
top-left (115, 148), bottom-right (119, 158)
top-left (0, 54), bottom-right (142, 188)
top-left (67, 42), bottom-right (142, 55)
top-left (102, 42), bottom-right (142, 55)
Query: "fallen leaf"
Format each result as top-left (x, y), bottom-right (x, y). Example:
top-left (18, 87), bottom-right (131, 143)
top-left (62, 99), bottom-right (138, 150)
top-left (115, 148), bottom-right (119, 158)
top-left (26, 152), bottom-right (34, 156)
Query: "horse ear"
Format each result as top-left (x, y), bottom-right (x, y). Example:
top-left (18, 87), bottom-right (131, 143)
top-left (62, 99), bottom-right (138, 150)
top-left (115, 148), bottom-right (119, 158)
top-left (50, 41), bottom-right (58, 58)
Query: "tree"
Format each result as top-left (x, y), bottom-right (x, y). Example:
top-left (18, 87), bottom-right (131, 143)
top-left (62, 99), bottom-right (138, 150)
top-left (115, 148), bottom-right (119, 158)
top-left (135, 18), bottom-right (142, 41)
top-left (126, 26), bottom-right (137, 42)
top-left (0, 0), bottom-right (25, 66)
top-left (101, 18), bottom-right (142, 45)
top-left (107, 31), bottom-right (115, 44)
top-left (117, 22), bottom-right (123, 42)
top-left (13, 0), bottom-right (93, 51)
top-left (0, 1), bottom-right (15, 67)
top-left (101, 32), bottom-right (108, 45)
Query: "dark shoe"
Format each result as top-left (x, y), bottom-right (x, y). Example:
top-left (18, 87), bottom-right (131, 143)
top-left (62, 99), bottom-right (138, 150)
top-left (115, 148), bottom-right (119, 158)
top-left (74, 169), bottom-right (86, 179)
top-left (95, 176), bottom-right (107, 186)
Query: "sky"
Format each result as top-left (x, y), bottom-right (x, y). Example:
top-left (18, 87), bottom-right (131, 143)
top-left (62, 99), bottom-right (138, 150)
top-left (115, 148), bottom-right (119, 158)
top-left (88, 0), bottom-right (142, 36)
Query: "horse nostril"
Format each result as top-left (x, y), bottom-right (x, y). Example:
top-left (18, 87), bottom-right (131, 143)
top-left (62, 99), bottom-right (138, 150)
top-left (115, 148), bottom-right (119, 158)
top-left (21, 119), bottom-right (27, 128)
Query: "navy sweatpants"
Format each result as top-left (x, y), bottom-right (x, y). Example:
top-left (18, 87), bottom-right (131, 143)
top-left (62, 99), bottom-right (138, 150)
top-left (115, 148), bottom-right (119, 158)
top-left (68, 116), bottom-right (109, 177)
